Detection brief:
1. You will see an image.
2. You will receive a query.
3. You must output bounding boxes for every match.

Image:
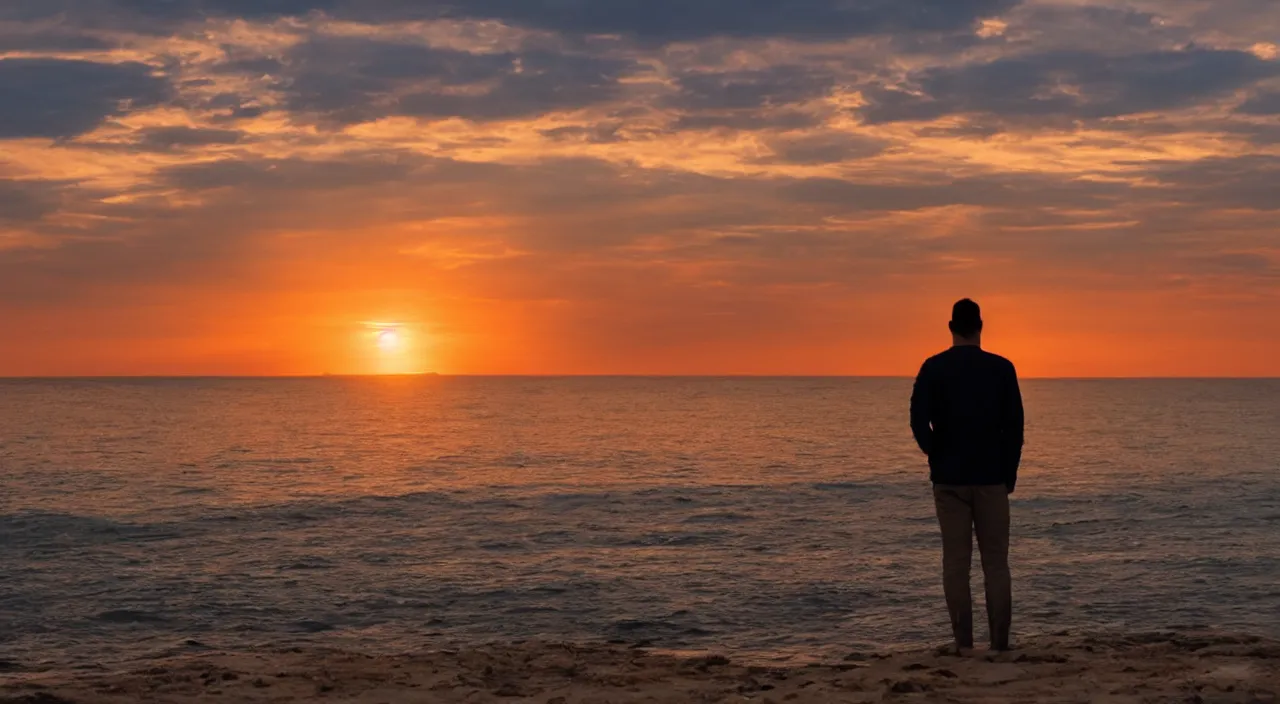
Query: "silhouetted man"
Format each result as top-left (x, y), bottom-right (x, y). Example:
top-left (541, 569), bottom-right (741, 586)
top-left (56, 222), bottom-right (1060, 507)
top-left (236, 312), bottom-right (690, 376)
top-left (910, 299), bottom-right (1024, 653)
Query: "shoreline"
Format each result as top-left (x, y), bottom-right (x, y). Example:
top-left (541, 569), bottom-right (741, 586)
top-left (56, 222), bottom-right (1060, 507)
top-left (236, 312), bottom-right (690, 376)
top-left (3, 632), bottom-right (1277, 703)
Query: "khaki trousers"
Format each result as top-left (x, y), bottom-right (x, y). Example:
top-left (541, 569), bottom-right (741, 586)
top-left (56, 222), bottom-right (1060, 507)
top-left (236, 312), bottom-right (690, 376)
top-left (932, 484), bottom-right (1011, 650)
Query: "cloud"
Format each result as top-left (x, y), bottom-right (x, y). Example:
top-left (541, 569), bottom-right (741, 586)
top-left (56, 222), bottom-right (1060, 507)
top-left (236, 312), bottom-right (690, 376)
top-left (667, 66), bottom-right (835, 111)
top-left (157, 152), bottom-right (430, 193)
top-left (82, 0), bottom-right (1021, 42)
top-left (860, 48), bottom-right (1280, 124)
top-left (662, 66), bottom-right (836, 132)
top-left (0, 153), bottom-right (443, 303)
top-left (991, 5), bottom-right (1183, 55)
top-left (21, 148), bottom-right (1146, 268)
top-left (672, 110), bottom-right (823, 132)
top-left (274, 37), bottom-right (635, 124)
top-left (1138, 155), bottom-right (1280, 211)
top-left (758, 132), bottom-right (888, 164)
top-left (396, 52), bottom-right (632, 121)
top-left (418, 0), bottom-right (1022, 43)
top-left (8, 0), bottom-right (1029, 46)
top-left (1192, 252), bottom-right (1274, 273)
top-left (200, 92), bottom-right (271, 122)
top-left (0, 28), bottom-right (116, 52)
top-left (1237, 90), bottom-right (1280, 114)
top-left (0, 179), bottom-right (64, 224)
top-left (125, 126), bottom-right (245, 151)
top-left (4, 0), bottom-right (339, 24)
top-left (0, 58), bottom-right (171, 139)
top-left (539, 124), bottom-right (627, 143)
top-left (170, 0), bottom-right (341, 18)
top-left (781, 173), bottom-right (1124, 212)
top-left (1231, 122), bottom-right (1280, 145)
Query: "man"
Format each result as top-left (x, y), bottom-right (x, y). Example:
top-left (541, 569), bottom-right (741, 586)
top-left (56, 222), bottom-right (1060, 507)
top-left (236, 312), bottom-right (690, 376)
top-left (910, 298), bottom-right (1024, 653)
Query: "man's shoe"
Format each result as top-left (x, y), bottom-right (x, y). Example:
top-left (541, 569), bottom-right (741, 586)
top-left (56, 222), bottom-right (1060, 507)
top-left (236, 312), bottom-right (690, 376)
top-left (935, 642), bottom-right (975, 657)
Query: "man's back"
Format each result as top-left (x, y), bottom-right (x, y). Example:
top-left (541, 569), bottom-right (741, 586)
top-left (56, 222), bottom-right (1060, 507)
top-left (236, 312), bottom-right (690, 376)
top-left (910, 346), bottom-right (1024, 490)
top-left (914, 299), bottom-right (1022, 653)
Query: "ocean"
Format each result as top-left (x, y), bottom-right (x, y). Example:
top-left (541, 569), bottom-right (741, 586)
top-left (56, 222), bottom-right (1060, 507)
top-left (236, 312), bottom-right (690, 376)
top-left (2, 377), bottom-right (1278, 668)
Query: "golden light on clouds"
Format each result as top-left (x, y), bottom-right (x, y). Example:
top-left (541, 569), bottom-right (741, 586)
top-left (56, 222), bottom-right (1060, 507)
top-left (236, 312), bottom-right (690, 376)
top-left (977, 19), bottom-right (1009, 38)
top-left (1253, 43), bottom-right (1279, 61)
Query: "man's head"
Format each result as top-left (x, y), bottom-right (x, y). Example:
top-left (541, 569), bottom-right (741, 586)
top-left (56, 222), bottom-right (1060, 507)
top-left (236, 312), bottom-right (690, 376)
top-left (948, 298), bottom-right (983, 344)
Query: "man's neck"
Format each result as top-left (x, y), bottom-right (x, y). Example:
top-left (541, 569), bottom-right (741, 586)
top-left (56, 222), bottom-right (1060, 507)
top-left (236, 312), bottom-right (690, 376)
top-left (952, 337), bottom-right (981, 348)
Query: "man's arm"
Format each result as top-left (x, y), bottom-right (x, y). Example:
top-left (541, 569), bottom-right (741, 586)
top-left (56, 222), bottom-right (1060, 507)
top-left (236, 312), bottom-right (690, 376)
top-left (910, 361), bottom-right (933, 456)
top-left (1004, 363), bottom-right (1025, 493)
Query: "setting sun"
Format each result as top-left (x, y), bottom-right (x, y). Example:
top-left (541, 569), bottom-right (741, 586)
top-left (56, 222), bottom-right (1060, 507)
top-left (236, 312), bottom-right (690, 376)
top-left (376, 328), bottom-right (402, 352)
top-left (360, 322), bottom-right (427, 375)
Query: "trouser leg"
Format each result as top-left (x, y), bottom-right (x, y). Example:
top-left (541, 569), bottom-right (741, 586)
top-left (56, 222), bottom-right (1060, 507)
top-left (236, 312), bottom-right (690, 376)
top-left (973, 485), bottom-right (1012, 650)
top-left (933, 485), bottom-right (974, 648)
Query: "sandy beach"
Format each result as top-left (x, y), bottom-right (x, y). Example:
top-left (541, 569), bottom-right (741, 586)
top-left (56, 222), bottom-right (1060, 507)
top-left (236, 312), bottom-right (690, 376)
top-left (3, 632), bottom-right (1276, 704)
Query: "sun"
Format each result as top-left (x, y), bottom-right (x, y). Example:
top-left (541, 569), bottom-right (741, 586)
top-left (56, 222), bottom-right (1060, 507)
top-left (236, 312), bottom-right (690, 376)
top-left (376, 328), bottom-right (402, 352)
top-left (362, 321), bottom-right (427, 374)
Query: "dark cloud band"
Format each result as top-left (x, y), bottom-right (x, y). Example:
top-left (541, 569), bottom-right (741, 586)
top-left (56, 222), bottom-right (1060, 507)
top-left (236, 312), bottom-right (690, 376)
top-left (0, 59), bottom-right (171, 139)
top-left (860, 48), bottom-right (1280, 124)
top-left (4, 0), bottom-right (1021, 41)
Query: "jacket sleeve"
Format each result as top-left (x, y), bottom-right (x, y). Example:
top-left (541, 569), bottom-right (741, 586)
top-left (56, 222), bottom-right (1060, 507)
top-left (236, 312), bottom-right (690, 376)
top-left (1004, 363), bottom-right (1025, 492)
top-left (909, 361), bottom-right (933, 456)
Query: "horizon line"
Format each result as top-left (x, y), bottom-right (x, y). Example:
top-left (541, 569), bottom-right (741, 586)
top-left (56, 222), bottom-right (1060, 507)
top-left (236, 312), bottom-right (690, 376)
top-left (1, 374), bottom-right (1277, 381)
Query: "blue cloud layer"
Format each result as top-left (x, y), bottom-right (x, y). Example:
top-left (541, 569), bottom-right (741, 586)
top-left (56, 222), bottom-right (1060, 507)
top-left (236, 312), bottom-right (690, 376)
top-left (0, 59), bottom-right (171, 138)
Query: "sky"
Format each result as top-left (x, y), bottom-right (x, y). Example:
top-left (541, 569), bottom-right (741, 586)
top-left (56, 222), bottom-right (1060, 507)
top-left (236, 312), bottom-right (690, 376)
top-left (0, 0), bottom-right (1278, 377)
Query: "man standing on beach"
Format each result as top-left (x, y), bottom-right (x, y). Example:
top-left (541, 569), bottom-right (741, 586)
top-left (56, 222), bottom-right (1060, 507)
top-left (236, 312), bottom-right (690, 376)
top-left (910, 299), bottom-right (1024, 653)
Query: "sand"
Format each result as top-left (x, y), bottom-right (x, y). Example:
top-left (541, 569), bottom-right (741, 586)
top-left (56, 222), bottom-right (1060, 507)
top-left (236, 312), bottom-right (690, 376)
top-left (2, 633), bottom-right (1277, 703)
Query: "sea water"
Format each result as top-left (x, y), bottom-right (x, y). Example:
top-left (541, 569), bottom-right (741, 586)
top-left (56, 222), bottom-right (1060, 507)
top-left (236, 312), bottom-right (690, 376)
top-left (2, 377), bottom-right (1278, 666)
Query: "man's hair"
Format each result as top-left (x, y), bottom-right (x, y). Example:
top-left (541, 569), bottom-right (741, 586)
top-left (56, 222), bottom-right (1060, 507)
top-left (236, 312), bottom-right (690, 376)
top-left (949, 298), bottom-right (983, 338)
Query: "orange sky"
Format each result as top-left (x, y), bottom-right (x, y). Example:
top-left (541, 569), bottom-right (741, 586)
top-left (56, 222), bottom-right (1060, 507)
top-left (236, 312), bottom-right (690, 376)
top-left (1, 0), bottom-right (1278, 377)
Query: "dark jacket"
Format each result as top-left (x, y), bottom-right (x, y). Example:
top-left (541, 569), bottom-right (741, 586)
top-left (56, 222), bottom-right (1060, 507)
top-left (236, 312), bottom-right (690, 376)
top-left (910, 345), bottom-right (1024, 491)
